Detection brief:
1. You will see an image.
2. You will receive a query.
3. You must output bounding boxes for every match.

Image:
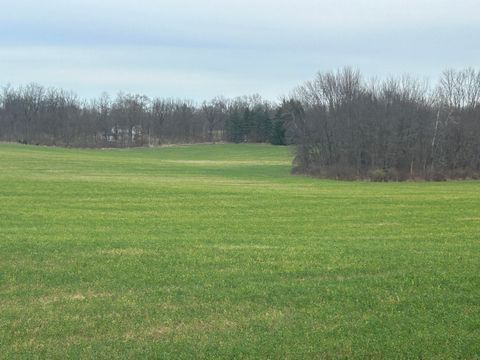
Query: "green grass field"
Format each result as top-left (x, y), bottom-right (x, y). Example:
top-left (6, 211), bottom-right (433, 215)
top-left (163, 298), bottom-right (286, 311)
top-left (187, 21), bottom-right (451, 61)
top-left (0, 143), bottom-right (479, 359)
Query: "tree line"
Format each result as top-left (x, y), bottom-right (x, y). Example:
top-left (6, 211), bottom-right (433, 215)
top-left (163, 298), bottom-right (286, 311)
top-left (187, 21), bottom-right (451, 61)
top-left (1, 67), bottom-right (479, 180)
top-left (289, 68), bottom-right (480, 180)
top-left (0, 87), bottom-right (287, 147)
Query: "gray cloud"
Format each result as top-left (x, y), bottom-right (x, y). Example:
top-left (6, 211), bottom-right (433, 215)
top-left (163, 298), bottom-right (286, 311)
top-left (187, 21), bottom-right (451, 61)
top-left (1, 0), bottom-right (479, 100)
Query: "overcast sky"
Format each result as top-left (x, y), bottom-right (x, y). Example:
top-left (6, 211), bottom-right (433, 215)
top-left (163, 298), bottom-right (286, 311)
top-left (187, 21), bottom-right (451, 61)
top-left (1, 0), bottom-right (479, 100)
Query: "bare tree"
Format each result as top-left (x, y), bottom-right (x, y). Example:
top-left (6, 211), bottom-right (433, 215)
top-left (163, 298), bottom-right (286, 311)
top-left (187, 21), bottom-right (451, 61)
top-left (202, 97), bottom-right (226, 142)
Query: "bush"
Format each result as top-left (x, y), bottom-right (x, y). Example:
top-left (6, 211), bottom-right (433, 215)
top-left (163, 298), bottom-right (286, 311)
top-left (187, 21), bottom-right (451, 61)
top-left (368, 169), bottom-right (387, 182)
top-left (426, 171), bottom-right (447, 182)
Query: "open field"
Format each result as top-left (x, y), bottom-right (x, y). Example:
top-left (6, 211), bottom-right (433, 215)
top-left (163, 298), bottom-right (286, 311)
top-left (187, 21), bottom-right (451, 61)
top-left (0, 143), bottom-right (479, 359)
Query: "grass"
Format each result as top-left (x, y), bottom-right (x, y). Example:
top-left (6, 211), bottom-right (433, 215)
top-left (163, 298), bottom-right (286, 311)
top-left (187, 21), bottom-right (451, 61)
top-left (0, 143), bottom-right (479, 359)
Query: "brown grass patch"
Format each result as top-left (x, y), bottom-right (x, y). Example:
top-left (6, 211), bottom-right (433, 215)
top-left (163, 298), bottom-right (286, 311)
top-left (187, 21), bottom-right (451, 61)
top-left (98, 248), bottom-right (150, 256)
top-left (37, 291), bottom-right (112, 305)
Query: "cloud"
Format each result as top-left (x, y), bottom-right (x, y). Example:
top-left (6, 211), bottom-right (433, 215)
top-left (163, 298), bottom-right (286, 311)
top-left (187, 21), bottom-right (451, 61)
top-left (0, 45), bottom-right (312, 99)
top-left (0, 0), bottom-right (479, 99)
top-left (2, 0), bottom-right (479, 47)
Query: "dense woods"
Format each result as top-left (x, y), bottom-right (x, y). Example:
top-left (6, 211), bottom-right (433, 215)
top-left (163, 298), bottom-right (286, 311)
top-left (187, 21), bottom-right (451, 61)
top-left (290, 68), bottom-right (480, 180)
top-left (1, 67), bottom-right (479, 180)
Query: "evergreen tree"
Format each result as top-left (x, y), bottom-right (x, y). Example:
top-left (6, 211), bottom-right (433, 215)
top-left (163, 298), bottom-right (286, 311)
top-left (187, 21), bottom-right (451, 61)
top-left (271, 119), bottom-right (286, 145)
top-left (253, 108), bottom-right (272, 142)
top-left (270, 107), bottom-right (287, 145)
top-left (226, 108), bottom-right (244, 143)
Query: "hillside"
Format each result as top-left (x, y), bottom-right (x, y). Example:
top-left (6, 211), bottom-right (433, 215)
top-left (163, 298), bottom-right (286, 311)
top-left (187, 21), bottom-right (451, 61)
top-left (0, 144), bottom-right (479, 358)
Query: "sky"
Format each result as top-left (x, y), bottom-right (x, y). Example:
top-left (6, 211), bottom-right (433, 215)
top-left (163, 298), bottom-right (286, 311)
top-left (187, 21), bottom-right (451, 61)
top-left (1, 0), bottom-right (479, 101)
